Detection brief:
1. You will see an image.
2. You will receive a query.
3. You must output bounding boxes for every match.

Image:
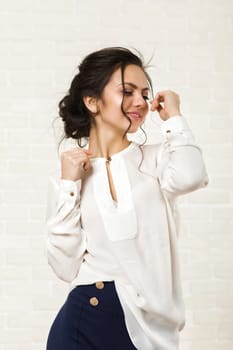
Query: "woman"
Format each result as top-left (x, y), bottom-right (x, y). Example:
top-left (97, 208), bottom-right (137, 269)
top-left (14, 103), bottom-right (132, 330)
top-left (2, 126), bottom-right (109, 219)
top-left (45, 47), bottom-right (208, 350)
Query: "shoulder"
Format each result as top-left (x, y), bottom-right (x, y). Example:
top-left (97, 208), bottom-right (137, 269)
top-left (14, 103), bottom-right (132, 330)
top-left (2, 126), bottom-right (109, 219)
top-left (130, 142), bottom-right (162, 173)
top-left (134, 142), bottom-right (161, 157)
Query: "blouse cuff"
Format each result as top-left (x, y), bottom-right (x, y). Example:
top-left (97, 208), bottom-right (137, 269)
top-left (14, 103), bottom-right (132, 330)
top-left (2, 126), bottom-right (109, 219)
top-left (160, 115), bottom-right (196, 145)
top-left (59, 179), bottom-right (82, 201)
top-left (161, 115), bottom-right (191, 136)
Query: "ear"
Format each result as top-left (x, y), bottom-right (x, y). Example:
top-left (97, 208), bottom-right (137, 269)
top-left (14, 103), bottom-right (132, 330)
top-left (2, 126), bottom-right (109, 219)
top-left (83, 96), bottom-right (98, 114)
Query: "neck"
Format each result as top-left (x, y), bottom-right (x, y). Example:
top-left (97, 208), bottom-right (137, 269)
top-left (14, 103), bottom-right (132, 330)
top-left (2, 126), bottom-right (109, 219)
top-left (88, 127), bottom-right (131, 159)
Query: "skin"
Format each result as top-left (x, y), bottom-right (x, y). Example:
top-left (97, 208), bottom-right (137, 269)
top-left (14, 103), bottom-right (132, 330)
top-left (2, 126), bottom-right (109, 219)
top-left (61, 64), bottom-right (181, 181)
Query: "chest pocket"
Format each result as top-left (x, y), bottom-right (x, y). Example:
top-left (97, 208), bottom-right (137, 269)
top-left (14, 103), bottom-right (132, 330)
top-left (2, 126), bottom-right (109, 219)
top-left (92, 157), bottom-right (138, 242)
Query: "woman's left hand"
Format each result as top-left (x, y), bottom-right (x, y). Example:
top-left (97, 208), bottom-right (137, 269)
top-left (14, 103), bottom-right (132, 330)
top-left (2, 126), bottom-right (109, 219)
top-left (150, 90), bottom-right (182, 121)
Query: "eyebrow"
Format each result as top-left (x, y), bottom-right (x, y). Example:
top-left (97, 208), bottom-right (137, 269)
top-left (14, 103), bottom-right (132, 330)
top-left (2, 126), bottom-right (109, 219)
top-left (117, 82), bottom-right (150, 91)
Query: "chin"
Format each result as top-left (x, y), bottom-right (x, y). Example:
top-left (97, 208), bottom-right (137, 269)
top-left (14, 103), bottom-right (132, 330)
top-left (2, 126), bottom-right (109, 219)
top-left (127, 126), bottom-right (141, 134)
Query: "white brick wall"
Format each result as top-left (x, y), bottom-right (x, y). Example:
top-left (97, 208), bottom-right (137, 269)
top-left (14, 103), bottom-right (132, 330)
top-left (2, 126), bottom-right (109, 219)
top-left (0, 0), bottom-right (232, 349)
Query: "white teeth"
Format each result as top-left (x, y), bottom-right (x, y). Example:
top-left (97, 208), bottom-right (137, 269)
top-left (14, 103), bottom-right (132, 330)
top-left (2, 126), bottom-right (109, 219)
top-left (127, 113), bottom-right (140, 118)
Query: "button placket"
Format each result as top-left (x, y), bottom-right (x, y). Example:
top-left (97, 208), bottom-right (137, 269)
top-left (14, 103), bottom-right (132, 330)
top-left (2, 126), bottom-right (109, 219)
top-left (89, 281), bottom-right (105, 307)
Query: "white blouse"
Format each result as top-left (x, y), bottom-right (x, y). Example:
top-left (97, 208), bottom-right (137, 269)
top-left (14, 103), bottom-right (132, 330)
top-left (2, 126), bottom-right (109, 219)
top-left (45, 116), bottom-right (209, 350)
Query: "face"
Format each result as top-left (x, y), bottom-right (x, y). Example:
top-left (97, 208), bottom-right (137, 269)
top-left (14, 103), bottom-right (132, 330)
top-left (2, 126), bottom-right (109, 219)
top-left (95, 64), bottom-right (150, 134)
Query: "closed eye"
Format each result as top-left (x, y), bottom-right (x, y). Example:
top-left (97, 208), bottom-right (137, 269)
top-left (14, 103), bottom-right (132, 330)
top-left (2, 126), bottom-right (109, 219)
top-left (122, 90), bottom-right (133, 96)
top-left (122, 90), bottom-right (149, 101)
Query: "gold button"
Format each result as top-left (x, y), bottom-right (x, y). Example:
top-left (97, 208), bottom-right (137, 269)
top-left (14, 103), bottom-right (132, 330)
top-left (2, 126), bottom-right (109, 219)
top-left (89, 297), bottom-right (99, 306)
top-left (70, 191), bottom-right (75, 196)
top-left (95, 281), bottom-right (104, 289)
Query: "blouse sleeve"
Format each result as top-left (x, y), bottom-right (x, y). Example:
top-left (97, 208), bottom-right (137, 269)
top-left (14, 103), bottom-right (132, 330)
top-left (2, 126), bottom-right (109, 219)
top-left (156, 115), bottom-right (209, 199)
top-left (45, 175), bottom-right (87, 282)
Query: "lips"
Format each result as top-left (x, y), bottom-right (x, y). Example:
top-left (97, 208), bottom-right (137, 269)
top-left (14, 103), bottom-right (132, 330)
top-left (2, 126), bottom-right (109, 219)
top-left (126, 112), bottom-right (142, 120)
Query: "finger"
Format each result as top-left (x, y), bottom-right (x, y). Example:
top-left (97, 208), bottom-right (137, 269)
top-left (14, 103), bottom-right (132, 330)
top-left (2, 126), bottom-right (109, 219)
top-left (150, 97), bottom-right (159, 111)
top-left (68, 150), bottom-right (93, 159)
top-left (155, 92), bottom-right (165, 103)
top-left (150, 99), bottom-right (161, 111)
top-left (82, 154), bottom-right (92, 170)
top-left (156, 103), bottom-right (163, 113)
top-left (71, 154), bottom-right (92, 164)
top-left (83, 159), bottom-right (92, 171)
top-left (150, 103), bottom-right (157, 112)
top-left (83, 149), bottom-right (92, 154)
top-left (155, 90), bottom-right (169, 97)
top-left (150, 91), bottom-right (164, 106)
top-left (72, 154), bottom-right (93, 161)
top-left (70, 148), bottom-right (92, 154)
top-left (83, 163), bottom-right (89, 171)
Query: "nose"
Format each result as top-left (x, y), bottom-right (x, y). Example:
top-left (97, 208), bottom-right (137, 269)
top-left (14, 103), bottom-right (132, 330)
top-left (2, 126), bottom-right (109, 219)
top-left (133, 92), bottom-right (148, 108)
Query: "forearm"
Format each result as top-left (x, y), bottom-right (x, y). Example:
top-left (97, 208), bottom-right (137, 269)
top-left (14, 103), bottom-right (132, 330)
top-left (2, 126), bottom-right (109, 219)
top-left (45, 176), bottom-right (87, 282)
top-left (156, 116), bottom-right (209, 198)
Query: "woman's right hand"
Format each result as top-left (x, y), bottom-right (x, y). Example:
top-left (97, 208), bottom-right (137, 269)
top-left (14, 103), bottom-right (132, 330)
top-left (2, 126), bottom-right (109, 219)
top-left (60, 148), bottom-right (93, 181)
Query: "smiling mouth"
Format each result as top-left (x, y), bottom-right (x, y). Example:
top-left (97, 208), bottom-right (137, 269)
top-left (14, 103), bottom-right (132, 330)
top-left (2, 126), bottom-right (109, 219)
top-left (126, 112), bottom-right (142, 120)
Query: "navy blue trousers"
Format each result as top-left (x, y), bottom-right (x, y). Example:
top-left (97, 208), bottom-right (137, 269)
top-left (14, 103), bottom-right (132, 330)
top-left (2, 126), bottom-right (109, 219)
top-left (46, 281), bottom-right (137, 349)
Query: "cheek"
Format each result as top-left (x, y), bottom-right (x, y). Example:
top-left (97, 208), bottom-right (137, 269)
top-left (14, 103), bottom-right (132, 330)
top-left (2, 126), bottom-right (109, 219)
top-left (141, 102), bottom-right (149, 117)
top-left (112, 94), bottom-right (125, 109)
top-left (101, 93), bottom-right (123, 112)
top-left (141, 105), bottom-right (149, 122)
